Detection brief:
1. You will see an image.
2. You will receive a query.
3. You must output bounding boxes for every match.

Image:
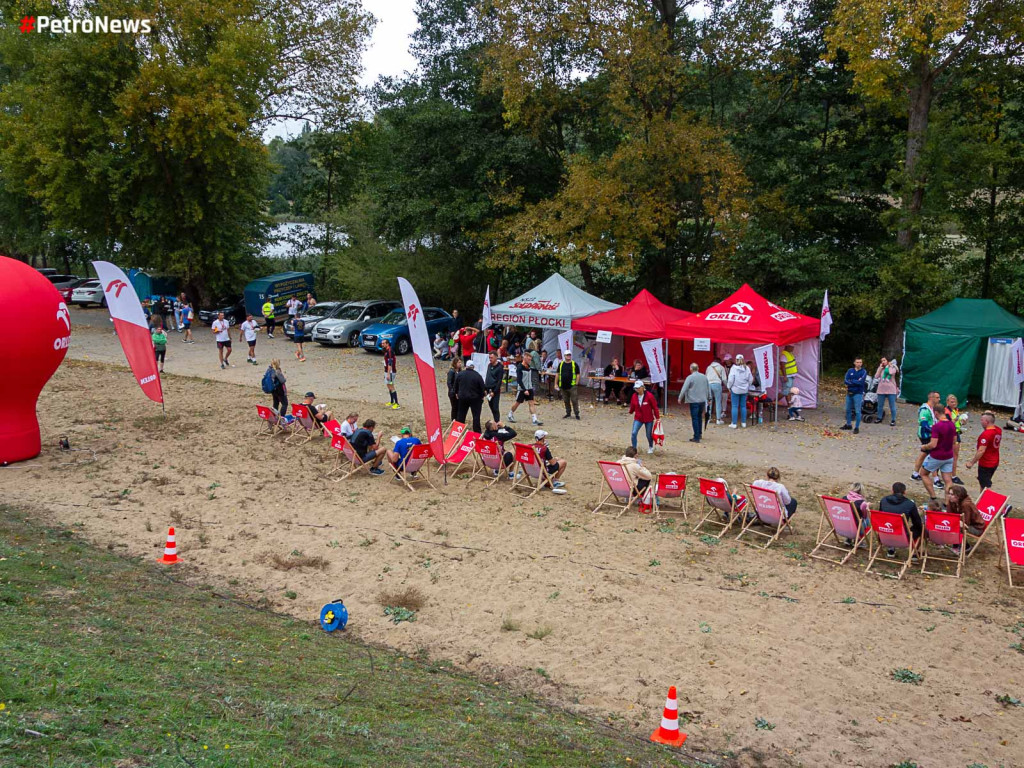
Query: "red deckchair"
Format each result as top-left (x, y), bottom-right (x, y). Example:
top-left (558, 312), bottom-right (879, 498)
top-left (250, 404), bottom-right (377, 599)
top-left (510, 442), bottom-right (557, 497)
top-left (865, 510), bottom-right (920, 581)
top-left (442, 421), bottom-right (467, 459)
top-left (255, 405), bottom-right (286, 437)
top-left (444, 431), bottom-right (480, 474)
top-left (467, 438), bottom-right (504, 485)
top-left (592, 460), bottom-right (638, 518)
top-left (737, 483), bottom-right (793, 549)
top-left (967, 489), bottom-right (1010, 559)
top-left (390, 443), bottom-right (436, 491)
top-left (810, 495), bottom-right (870, 566)
top-left (321, 418), bottom-right (344, 440)
top-left (1002, 517), bottom-right (1024, 587)
top-left (920, 510), bottom-right (965, 579)
top-left (693, 478), bottom-right (744, 539)
top-left (327, 434), bottom-right (372, 481)
top-left (654, 473), bottom-right (688, 519)
top-left (286, 403), bottom-right (317, 445)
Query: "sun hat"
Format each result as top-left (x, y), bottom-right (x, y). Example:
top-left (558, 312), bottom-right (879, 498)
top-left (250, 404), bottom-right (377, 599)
top-left (534, 429), bottom-right (548, 439)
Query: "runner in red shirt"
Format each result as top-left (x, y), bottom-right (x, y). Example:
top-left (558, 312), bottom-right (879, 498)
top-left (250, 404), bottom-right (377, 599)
top-left (966, 411), bottom-right (1002, 490)
top-left (458, 327), bottom-right (479, 362)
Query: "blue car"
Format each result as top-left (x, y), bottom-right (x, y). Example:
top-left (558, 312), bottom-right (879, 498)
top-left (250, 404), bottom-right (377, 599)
top-left (359, 307), bottom-right (456, 355)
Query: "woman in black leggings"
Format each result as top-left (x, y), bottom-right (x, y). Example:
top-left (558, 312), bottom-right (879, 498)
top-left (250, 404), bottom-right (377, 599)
top-left (446, 357), bottom-right (463, 423)
top-left (269, 359), bottom-right (288, 416)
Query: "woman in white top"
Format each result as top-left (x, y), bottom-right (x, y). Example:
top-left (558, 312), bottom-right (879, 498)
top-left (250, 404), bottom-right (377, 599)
top-left (753, 467), bottom-right (798, 518)
top-left (705, 357), bottom-right (727, 424)
top-left (726, 353), bottom-right (753, 428)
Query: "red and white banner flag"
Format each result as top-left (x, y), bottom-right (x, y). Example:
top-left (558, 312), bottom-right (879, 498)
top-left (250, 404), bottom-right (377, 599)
top-left (481, 286), bottom-right (492, 330)
top-left (753, 343), bottom-right (775, 390)
top-left (398, 277), bottom-right (444, 463)
top-left (640, 338), bottom-right (667, 384)
top-left (92, 261), bottom-right (163, 404)
top-left (557, 330), bottom-right (573, 357)
top-left (820, 290), bottom-right (832, 341)
top-left (1010, 337), bottom-right (1024, 386)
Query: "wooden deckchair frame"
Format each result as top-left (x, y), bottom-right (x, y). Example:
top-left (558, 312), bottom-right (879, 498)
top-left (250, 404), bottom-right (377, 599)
top-left (466, 438), bottom-right (504, 485)
top-left (693, 478), bottom-right (739, 539)
top-left (592, 460), bottom-right (638, 518)
top-left (444, 431), bottom-right (480, 475)
top-left (255, 405), bottom-right (285, 438)
top-left (809, 495), bottom-right (870, 566)
top-left (510, 443), bottom-right (555, 498)
top-left (286, 403), bottom-right (317, 445)
top-left (919, 510), bottom-right (965, 579)
top-left (737, 483), bottom-right (794, 549)
top-left (389, 444), bottom-right (436, 491)
top-left (328, 433), bottom-right (375, 482)
top-left (966, 489), bottom-right (1009, 559)
top-left (865, 511), bottom-right (921, 581)
top-left (653, 474), bottom-right (688, 520)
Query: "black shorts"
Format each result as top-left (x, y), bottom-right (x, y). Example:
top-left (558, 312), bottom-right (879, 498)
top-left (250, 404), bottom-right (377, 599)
top-left (246, 337), bottom-right (257, 347)
top-left (978, 464), bottom-right (997, 489)
top-left (217, 340), bottom-right (231, 349)
top-left (919, 436), bottom-right (931, 452)
top-left (517, 389), bottom-right (534, 403)
top-left (545, 461), bottom-right (559, 475)
top-left (154, 349), bottom-right (166, 362)
top-left (293, 336), bottom-right (305, 344)
top-left (955, 433), bottom-right (961, 443)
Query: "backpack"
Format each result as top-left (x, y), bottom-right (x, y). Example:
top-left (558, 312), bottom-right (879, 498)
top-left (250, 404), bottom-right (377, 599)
top-left (261, 367), bottom-right (276, 394)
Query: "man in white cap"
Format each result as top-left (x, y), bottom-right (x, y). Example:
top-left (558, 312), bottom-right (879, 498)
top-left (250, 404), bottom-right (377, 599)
top-left (533, 429), bottom-right (567, 493)
top-left (557, 349), bottom-right (581, 420)
top-left (629, 380), bottom-right (660, 453)
top-left (455, 358), bottom-right (486, 433)
top-left (726, 353), bottom-right (753, 428)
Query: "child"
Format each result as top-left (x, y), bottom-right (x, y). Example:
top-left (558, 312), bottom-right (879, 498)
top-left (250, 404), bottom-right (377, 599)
top-left (787, 387), bottom-right (805, 421)
top-left (433, 332), bottom-right (448, 359)
top-left (180, 301), bottom-right (194, 343)
top-left (152, 324), bottom-right (168, 373)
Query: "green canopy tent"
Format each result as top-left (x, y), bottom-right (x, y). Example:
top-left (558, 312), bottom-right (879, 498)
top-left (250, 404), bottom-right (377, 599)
top-left (902, 298), bottom-right (1024, 405)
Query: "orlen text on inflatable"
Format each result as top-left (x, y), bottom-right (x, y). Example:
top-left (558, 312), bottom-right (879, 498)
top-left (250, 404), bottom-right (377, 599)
top-left (0, 256), bottom-right (71, 464)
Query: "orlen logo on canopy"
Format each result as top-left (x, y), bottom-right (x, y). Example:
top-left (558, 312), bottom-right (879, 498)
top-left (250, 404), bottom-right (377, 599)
top-left (706, 301), bottom-right (754, 324)
top-left (770, 311), bottom-right (797, 322)
top-left (509, 299), bottom-right (560, 311)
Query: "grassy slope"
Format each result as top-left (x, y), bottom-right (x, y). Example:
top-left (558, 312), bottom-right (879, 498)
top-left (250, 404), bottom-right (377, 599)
top-left (0, 507), bottom-right (698, 768)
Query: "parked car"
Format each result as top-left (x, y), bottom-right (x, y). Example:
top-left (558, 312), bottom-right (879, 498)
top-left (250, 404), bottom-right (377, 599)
top-left (359, 307), bottom-right (457, 356)
top-left (36, 267), bottom-right (58, 276)
top-left (198, 296), bottom-right (247, 326)
top-left (60, 278), bottom-right (94, 302)
top-left (45, 274), bottom-right (82, 291)
top-left (283, 301), bottom-right (347, 338)
top-left (71, 279), bottom-right (106, 306)
top-left (312, 300), bottom-right (401, 347)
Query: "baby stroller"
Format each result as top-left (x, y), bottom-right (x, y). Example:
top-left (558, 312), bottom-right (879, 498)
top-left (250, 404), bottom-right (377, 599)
top-left (861, 375), bottom-right (880, 421)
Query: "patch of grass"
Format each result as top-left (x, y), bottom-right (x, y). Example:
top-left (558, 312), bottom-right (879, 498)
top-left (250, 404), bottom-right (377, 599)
top-left (890, 668), bottom-right (924, 685)
top-left (1010, 642), bottom-right (1024, 654)
top-left (649, 559), bottom-right (661, 567)
top-left (327, 539), bottom-right (341, 548)
top-left (431, 527), bottom-right (449, 538)
top-left (383, 606), bottom-right (418, 624)
top-left (699, 622), bottom-right (711, 634)
top-left (995, 693), bottom-right (1022, 707)
top-left (535, 667), bottom-right (549, 679)
top-left (284, 590), bottom-right (297, 600)
top-left (500, 618), bottom-right (521, 632)
top-left (267, 552), bottom-right (329, 571)
top-left (0, 507), bottom-right (695, 767)
top-left (753, 717), bottom-right (775, 731)
top-left (376, 586), bottom-right (426, 612)
top-left (527, 625), bottom-right (553, 640)
top-left (556, 520), bottom-right (578, 532)
top-left (840, 597), bottom-right (856, 604)
top-left (547, 591), bottom-right (560, 601)
top-left (888, 762), bottom-right (919, 768)
top-left (657, 521), bottom-right (675, 533)
top-left (699, 535), bottom-right (719, 546)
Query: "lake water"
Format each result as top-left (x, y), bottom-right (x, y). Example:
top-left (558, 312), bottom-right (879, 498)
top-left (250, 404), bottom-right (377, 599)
top-left (263, 222), bottom-right (348, 259)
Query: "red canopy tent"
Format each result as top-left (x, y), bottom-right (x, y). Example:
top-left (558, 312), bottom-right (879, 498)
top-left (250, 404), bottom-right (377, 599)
top-left (665, 284), bottom-right (819, 345)
top-left (572, 289), bottom-right (700, 408)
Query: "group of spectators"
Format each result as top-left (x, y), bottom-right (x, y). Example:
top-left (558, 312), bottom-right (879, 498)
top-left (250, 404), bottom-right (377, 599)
top-left (146, 292), bottom-right (195, 372)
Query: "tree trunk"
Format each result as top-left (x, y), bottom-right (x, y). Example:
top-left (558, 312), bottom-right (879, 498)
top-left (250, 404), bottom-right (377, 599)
top-left (896, 66), bottom-right (935, 250)
top-left (982, 97), bottom-right (1001, 299)
top-left (579, 260), bottom-right (595, 293)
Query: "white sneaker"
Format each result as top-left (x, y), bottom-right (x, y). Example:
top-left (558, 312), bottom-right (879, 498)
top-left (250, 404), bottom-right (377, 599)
top-left (507, 413), bottom-right (516, 423)
top-left (740, 422), bottom-right (746, 428)
top-left (716, 419), bottom-right (723, 425)
top-left (728, 423), bottom-right (737, 429)
top-left (647, 447), bottom-right (655, 454)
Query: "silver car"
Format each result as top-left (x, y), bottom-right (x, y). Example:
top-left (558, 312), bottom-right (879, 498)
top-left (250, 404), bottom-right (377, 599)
top-left (312, 300), bottom-right (400, 347)
top-left (283, 301), bottom-right (345, 338)
top-left (71, 279), bottom-right (106, 306)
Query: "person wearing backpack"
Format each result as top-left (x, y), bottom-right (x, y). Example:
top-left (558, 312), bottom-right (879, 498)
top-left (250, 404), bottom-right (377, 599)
top-left (292, 316), bottom-right (307, 362)
top-left (263, 359), bottom-right (288, 416)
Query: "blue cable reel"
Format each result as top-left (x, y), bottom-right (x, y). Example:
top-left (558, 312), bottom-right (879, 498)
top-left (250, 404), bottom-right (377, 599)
top-left (319, 599), bottom-right (348, 632)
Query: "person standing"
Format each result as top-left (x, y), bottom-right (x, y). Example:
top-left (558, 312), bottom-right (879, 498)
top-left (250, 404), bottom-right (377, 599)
top-left (912, 390), bottom-right (941, 481)
top-left (678, 362), bottom-right (710, 443)
top-left (629, 381), bottom-right (660, 454)
top-left (840, 357), bottom-right (867, 433)
top-left (944, 394), bottom-right (967, 484)
top-left (874, 357), bottom-right (900, 425)
top-left (180, 301), bottom-right (194, 343)
top-left (151, 324), bottom-right (167, 373)
top-left (780, 345), bottom-right (798, 397)
top-left (705, 357), bottom-right (727, 424)
top-left (262, 298), bottom-right (277, 339)
top-left (726, 353), bottom-right (753, 429)
top-left (211, 312), bottom-right (233, 369)
top-left (919, 408), bottom-right (955, 500)
top-left (456, 359), bottom-right (486, 433)
top-left (484, 351), bottom-right (505, 421)
top-left (286, 295), bottom-right (300, 326)
top-left (446, 357), bottom-right (463, 423)
top-left (382, 340), bottom-right (399, 410)
top-left (458, 326), bottom-right (479, 362)
top-left (267, 359), bottom-right (287, 416)
top-left (508, 353), bottom-right (543, 426)
top-left (177, 292), bottom-right (188, 332)
top-left (151, 296), bottom-right (168, 330)
top-left (239, 313), bottom-right (260, 364)
top-left (966, 410), bottom-right (1002, 491)
top-left (558, 350), bottom-right (581, 420)
top-left (292, 315), bottom-right (307, 362)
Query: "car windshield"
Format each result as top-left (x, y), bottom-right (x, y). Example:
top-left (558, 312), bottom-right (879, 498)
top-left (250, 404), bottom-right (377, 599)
top-left (379, 311), bottom-right (407, 326)
top-left (78, 280), bottom-right (100, 288)
top-left (305, 304), bottom-right (334, 318)
top-left (214, 298), bottom-right (236, 306)
top-left (334, 305), bottom-right (364, 321)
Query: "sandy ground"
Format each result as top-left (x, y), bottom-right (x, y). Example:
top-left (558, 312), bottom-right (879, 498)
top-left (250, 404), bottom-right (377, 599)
top-left (4, 308), bottom-right (1024, 767)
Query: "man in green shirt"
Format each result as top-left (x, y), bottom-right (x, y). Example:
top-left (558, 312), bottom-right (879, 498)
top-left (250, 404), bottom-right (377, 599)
top-left (152, 326), bottom-right (168, 373)
top-left (262, 299), bottom-right (277, 338)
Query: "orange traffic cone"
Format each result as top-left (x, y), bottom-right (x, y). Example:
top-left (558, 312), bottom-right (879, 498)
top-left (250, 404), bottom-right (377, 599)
top-left (157, 527), bottom-right (179, 564)
top-left (650, 685), bottom-right (687, 747)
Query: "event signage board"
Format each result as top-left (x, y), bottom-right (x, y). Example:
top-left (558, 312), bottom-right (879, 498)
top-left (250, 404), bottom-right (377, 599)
top-left (596, 330), bottom-right (612, 343)
top-left (694, 338), bottom-right (711, 351)
top-left (640, 338), bottom-right (667, 384)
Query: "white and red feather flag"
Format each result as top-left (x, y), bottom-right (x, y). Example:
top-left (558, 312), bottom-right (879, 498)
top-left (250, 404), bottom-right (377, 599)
top-left (820, 290), bottom-right (833, 341)
top-left (398, 277), bottom-right (444, 463)
top-left (92, 261), bottom-right (163, 404)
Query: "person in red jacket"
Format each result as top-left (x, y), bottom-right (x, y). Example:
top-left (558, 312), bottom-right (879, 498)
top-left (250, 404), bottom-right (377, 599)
top-left (458, 326), bottom-right (479, 362)
top-left (629, 380), bottom-right (660, 454)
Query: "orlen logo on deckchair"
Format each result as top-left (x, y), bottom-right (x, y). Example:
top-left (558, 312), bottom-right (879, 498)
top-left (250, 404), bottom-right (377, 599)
top-left (662, 479), bottom-right (681, 491)
top-left (933, 520), bottom-right (952, 532)
top-left (878, 521), bottom-right (894, 533)
top-left (1011, 540), bottom-right (1024, 550)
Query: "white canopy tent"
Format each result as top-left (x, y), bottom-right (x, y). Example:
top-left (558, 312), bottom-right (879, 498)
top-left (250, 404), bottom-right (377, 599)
top-left (490, 273), bottom-right (620, 331)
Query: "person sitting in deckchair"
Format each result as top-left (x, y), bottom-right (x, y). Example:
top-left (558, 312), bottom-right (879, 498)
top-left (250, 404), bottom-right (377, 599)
top-left (340, 412), bottom-right (359, 439)
top-left (710, 477), bottom-right (747, 521)
top-left (386, 427), bottom-right (422, 470)
top-left (300, 392), bottom-right (333, 428)
top-left (618, 446), bottom-right (652, 494)
top-left (878, 482), bottom-right (921, 558)
top-left (753, 467), bottom-right (798, 519)
top-left (350, 419), bottom-right (387, 475)
top-left (842, 481), bottom-right (872, 545)
top-left (483, 420), bottom-right (517, 475)
top-left (533, 430), bottom-right (567, 489)
top-left (946, 484), bottom-right (984, 555)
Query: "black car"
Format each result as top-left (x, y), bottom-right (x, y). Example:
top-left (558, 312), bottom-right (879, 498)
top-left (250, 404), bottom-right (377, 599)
top-left (198, 296), bottom-right (247, 326)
